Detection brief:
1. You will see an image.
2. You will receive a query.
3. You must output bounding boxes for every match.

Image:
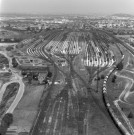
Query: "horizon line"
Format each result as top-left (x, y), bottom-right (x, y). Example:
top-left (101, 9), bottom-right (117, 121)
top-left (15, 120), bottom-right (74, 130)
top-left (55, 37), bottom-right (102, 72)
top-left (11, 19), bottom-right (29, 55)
top-left (1, 12), bottom-right (134, 16)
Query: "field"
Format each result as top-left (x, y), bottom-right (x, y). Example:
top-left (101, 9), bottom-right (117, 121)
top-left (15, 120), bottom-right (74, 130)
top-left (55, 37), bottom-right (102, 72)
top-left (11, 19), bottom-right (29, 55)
top-left (7, 83), bottom-right (46, 134)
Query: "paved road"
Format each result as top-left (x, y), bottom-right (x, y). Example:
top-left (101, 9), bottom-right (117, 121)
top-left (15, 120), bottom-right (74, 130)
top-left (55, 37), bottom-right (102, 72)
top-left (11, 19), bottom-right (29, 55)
top-left (0, 51), bottom-right (25, 116)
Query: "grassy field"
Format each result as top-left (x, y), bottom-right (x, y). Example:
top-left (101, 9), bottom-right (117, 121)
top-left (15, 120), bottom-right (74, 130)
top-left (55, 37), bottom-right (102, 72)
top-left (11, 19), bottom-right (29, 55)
top-left (0, 29), bottom-right (19, 38)
top-left (10, 83), bottom-right (45, 133)
top-left (0, 83), bottom-right (19, 117)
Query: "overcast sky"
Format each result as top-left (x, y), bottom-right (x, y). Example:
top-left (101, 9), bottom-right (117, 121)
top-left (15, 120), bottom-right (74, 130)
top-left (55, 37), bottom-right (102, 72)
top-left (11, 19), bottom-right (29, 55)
top-left (1, 0), bottom-right (134, 15)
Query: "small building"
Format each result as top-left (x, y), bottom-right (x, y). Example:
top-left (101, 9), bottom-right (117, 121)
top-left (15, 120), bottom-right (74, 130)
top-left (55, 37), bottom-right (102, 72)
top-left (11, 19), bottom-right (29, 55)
top-left (38, 72), bottom-right (48, 84)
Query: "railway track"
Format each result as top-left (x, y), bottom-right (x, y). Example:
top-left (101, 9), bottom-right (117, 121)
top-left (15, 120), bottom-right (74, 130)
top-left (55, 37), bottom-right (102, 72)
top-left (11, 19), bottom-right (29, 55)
top-left (22, 29), bottom-right (125, 135)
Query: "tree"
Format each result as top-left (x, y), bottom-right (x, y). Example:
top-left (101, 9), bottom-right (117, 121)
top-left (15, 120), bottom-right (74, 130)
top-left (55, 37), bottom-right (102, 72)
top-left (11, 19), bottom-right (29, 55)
top-left (46, 28), bottom-right (50, 31)
top-left (97, 76), bottom-right (100, 81)
top-left (12, 57), bottom-right (18, 68)
top-left (112, 75), bottom-right (117, 83)
top-left (47, 72), bottom-right (52, 78)
top-left (2, 113), bottom-right (13, 127)
top-left (27, 26), bottom-right (31, 31)
top-left (21, 71), bottom-right (27, 76)
top-left (128, 112), bottom-right (133, 118)
top-left (27, 73), bottom-right (33, 84)
top-left (101, 74), bottom-right (105, 79)
top-left (0, 113), bottom-right (13, 135)
top-left (116, 62), bottom-right (123, 71)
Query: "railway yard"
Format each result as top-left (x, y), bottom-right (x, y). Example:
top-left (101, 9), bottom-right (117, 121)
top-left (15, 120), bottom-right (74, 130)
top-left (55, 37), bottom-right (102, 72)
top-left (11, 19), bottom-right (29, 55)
top-left (1, 26), bottom-right (134, 135)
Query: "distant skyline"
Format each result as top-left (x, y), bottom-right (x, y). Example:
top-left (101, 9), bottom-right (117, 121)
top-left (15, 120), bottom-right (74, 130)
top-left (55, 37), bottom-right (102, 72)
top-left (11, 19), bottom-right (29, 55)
top-left (1, 0), bottom-right (134, 15)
